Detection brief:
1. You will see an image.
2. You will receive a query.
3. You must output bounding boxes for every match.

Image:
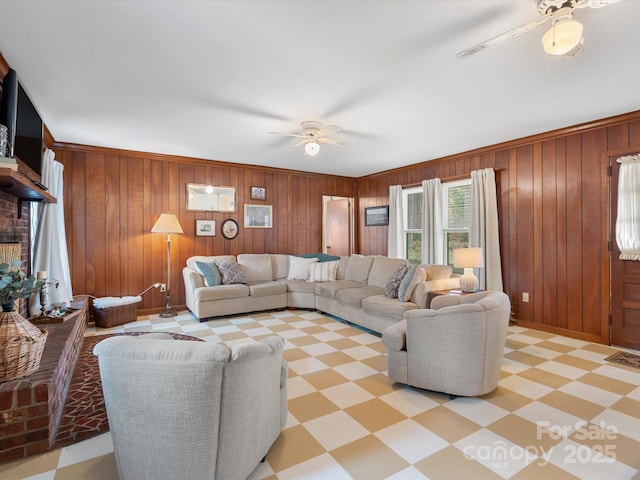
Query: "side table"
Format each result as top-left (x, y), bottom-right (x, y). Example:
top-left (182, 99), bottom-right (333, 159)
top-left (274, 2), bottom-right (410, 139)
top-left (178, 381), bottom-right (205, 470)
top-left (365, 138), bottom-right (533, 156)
top-left (427, 289), bottom-right (483, 308)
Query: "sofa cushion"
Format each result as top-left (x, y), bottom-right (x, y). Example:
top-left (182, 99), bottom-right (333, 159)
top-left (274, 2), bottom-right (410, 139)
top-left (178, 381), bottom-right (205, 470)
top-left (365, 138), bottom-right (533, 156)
top-left (279, 279), bottom-right (317, 294)
top-left (336, 257), bottom-right (350, 280)
top-left (363, 295), bottom-right (418, 320)
top-left (196, 261), bottom-right (222, 287)
top-left (336, 286), bottom-right (384, 307)
top-left (271, 254), bottom-right (290, 280)
top-left (384, 263), bottom-right (411, 298)
top-left (214, 260), bottom-right (247, 285)
top-left (287, 256), bottom-right (319, 281)
top-left (344, 255), bottom-right (374, 283)
top-left (424, 264), bottom-right (453, 281)
top-left (195, 284), bottom-right (249, 301)
top-left (308, 260), bottom-right (339, 282)
top-left (237, 254), bottom-right (273, 283)
top-left (368, 257), bottom-right (408, 288)
top-left (398, 265), bottom-right (426, 302)
top-left (315, 280), bottom-right (363, 299)
top-left (248, 281), bottom-right (287, 298)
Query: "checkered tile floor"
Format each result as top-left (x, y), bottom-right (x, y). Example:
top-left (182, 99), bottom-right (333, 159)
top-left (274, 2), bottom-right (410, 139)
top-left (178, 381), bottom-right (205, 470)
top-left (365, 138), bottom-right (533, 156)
top-left (2, 309), bottom-right (640, 480)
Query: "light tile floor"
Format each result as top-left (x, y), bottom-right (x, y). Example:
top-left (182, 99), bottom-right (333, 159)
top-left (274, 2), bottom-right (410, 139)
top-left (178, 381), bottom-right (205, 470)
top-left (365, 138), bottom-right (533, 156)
top-left (1, 309), bottom-right (639, 480)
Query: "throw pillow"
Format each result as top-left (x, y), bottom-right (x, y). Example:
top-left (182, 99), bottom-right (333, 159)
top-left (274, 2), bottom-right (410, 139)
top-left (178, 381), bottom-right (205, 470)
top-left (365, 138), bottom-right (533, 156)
top-left (308, 260), bottom-right (339, 282)
top-left (398, 265), bottom-right (426, 302)
top-left (397, 265), bottom-right (416, 301)
top-left (384, 263), bottom-right (411, 299)
top-left (195, 261), bottom-right (222, 287)
top-left (214, 260), bottom-right (247, 285)
top-left (287, 256), bottom-right (319, 281)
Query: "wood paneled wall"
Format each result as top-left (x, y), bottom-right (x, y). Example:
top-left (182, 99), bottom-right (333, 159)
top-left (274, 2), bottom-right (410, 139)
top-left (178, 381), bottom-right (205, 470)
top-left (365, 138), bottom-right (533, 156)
top-left (55, 146), bottom-right (357, 313)
top-left (358, 112), bottom-right (640, 343)
top-left (53, 110), bottom-right (640, 342)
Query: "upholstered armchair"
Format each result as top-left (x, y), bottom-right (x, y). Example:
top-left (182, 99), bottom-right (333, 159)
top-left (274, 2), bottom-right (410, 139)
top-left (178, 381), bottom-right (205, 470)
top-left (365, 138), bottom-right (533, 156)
top-left (382, 291), bottom-right (510, 396)
top-left (94, 333), bottom-right (287, 480)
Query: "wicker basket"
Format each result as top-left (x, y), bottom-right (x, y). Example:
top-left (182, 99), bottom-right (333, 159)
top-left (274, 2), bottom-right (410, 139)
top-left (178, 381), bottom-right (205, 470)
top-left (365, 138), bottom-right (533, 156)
top-left (93, 301), bottom-right (139, 328)
top-left (0, 311), bottom-right (48, 382)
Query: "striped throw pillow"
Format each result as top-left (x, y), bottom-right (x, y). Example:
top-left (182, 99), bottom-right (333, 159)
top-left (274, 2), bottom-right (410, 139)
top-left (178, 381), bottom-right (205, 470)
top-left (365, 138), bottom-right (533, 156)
top-left (308, 260), bottom-right (339, 282)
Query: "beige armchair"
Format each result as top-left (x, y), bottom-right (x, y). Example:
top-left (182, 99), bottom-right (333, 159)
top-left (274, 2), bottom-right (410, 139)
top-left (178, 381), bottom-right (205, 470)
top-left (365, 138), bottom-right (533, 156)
top-left (382, 291), bottom-right (510, 397)
top-left (94, 333), bottom-right (287, 480)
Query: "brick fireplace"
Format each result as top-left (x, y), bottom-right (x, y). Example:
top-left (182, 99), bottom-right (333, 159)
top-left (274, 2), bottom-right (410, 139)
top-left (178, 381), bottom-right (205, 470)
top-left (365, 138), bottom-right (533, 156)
top-left (0, 299), bottom-right (88, 463)
top-left (0, 190), bottom-right (31, 317)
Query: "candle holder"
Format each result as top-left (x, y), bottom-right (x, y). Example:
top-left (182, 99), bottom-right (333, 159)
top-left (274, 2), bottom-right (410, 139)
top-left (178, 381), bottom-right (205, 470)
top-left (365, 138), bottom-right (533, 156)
top-left (34, 273), bottom-right (61, 321)
top-left (38, 283), bottom-right (49, 316)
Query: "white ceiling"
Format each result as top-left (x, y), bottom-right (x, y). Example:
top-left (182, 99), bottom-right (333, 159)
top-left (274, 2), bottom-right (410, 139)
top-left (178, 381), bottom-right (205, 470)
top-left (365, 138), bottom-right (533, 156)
top-left (0, 0), bottom-right (639, 178)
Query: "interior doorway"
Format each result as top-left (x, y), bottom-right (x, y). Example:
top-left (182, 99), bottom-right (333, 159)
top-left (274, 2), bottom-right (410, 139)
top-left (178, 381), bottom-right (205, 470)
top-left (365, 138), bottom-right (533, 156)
top-left (322, 196), bottom-right (354, 256)
top-left (609, 150), bottom-right (640, 350)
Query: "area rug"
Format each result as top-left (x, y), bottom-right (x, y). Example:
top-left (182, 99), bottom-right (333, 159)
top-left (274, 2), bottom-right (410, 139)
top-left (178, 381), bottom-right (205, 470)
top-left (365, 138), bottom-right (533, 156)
top-left (52, 332), bottom-right (202, 450)
top-left (604, 350), bottom-right (640, 370)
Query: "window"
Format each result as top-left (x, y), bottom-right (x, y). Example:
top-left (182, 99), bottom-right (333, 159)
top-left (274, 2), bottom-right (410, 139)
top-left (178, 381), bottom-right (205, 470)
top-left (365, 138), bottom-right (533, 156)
top-left (403, 187), bottom-right (422, 264)
top-left (402, 179), bottom-right (471, 267)
top-left (443, 179), bottom-right (471, 272)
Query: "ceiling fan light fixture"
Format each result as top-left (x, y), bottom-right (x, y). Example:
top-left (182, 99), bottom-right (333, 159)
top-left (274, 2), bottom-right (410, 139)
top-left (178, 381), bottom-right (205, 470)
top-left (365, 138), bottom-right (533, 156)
top-left (304, 141), bottom-right (320, 157)
top-left (541, 15), bottom-right (584, 55)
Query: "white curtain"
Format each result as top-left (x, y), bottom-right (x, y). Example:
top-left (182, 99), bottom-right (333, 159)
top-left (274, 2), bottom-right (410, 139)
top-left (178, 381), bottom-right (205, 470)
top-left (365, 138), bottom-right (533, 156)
top-left (29, 149), bottom-right (73, 314)
top-left (387, 185), bottom-right (405, 258)
top-left (421, 178), bottom-right (444, 264)
top-left (470, 168), bottom-right (503, 291)
top-left (616, 154), bottom-right (640, 260)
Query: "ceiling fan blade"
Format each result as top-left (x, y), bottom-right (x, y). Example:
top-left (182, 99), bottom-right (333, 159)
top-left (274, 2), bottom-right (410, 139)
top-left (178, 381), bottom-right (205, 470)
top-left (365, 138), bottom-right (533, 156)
top-left (574, 0), bottom-right (621, 8)
top-left (456, 16), bottom-right (550, 59)
top-left (315, 125), bottom-right (341, 137)
top-left (317, 137), bottom-right (348, 147)
top-left (269, 131), bottom-right (306, 138)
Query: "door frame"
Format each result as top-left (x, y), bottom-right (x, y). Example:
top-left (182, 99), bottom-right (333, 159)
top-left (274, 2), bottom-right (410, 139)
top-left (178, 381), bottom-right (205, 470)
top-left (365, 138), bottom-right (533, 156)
top-left (603, 145), bottom-right (640, 346)
top-left (322, 195), bottom-right (355, 256)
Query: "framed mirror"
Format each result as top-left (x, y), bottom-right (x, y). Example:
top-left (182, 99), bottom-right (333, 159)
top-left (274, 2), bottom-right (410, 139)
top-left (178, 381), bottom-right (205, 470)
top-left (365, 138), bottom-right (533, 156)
top-left (186, 183), bottom-right (236, 212)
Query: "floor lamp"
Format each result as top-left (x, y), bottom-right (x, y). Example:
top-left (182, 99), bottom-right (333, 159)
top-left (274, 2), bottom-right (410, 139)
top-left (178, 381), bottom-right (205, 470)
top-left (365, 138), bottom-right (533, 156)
top-left (151, 213), bottom-right (184, 318)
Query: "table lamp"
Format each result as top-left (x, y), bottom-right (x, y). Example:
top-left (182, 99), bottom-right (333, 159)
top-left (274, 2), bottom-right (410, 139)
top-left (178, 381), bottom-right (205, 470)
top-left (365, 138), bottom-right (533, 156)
top-left (453, 247), bottom-right (484, 292)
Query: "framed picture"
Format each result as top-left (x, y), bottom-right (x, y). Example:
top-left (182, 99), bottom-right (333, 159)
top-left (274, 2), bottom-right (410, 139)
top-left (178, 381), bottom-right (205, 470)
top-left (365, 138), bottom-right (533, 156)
top-left (244, 204), bottom-right (273, 228)
top-left (364, 205), bottom-right (389, 226)
top-left (221, 219), bottom-right (239, 239)
top-left (250, 186), bottom-right (266, 201)
top-left (196, 220), bottom-right (216, 236)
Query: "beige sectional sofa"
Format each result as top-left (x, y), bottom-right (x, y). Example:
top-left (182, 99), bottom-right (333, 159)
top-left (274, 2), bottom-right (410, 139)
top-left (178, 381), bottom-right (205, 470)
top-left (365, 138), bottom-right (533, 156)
top-left (182, 253), bottom-right (460, 334)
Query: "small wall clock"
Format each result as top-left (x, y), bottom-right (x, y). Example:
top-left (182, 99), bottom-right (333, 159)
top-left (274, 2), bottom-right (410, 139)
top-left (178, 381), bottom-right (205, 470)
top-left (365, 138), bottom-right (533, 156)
top-left (221, 219), bottom-right (239, 239)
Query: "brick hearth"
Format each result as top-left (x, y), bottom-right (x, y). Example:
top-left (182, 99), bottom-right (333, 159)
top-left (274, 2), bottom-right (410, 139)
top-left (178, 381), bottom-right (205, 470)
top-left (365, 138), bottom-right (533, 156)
top-left (0, 298), bottom-right (88, 463)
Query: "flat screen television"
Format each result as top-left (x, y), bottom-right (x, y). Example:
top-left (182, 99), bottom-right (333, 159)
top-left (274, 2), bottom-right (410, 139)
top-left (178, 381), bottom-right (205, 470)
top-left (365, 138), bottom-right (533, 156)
top-left (0, 68), bottom-right (44, 184)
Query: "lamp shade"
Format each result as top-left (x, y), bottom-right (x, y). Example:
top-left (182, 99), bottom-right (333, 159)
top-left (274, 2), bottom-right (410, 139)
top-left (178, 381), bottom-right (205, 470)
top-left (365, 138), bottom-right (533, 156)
top-left (151, 213), bottom-right (184, 234)
top-left (304, 141), bottom-right (320, 157)
top-left (541, 17), bottom-right (583, 56)
top-left (453, 247), bottom-right (484, 268)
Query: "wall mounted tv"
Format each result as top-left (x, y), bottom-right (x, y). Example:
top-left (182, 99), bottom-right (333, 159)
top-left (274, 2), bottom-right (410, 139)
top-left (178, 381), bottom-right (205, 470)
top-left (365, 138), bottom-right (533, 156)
top-left (0, 68), bottom-right (44, 184)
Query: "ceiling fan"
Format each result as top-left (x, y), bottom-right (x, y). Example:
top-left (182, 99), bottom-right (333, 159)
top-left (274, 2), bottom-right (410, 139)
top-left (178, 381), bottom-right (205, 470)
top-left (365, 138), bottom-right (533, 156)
top-left (269, 121), bottom-right (348, 157)
top-left (456, 0), bottom-right (621, 59)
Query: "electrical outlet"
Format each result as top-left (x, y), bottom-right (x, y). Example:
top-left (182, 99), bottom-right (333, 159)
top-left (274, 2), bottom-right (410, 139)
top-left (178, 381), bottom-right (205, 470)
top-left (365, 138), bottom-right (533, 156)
top-left (522, 292), bottom-right (529, 303)
top-left (160, 283), bottom-right (166, 292)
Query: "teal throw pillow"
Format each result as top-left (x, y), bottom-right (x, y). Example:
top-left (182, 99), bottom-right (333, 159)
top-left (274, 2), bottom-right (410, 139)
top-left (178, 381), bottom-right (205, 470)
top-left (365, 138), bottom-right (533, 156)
top-left (196, 261), bottom-right (222, 286)
top-left (398, 265), bottom-right (416, 302)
